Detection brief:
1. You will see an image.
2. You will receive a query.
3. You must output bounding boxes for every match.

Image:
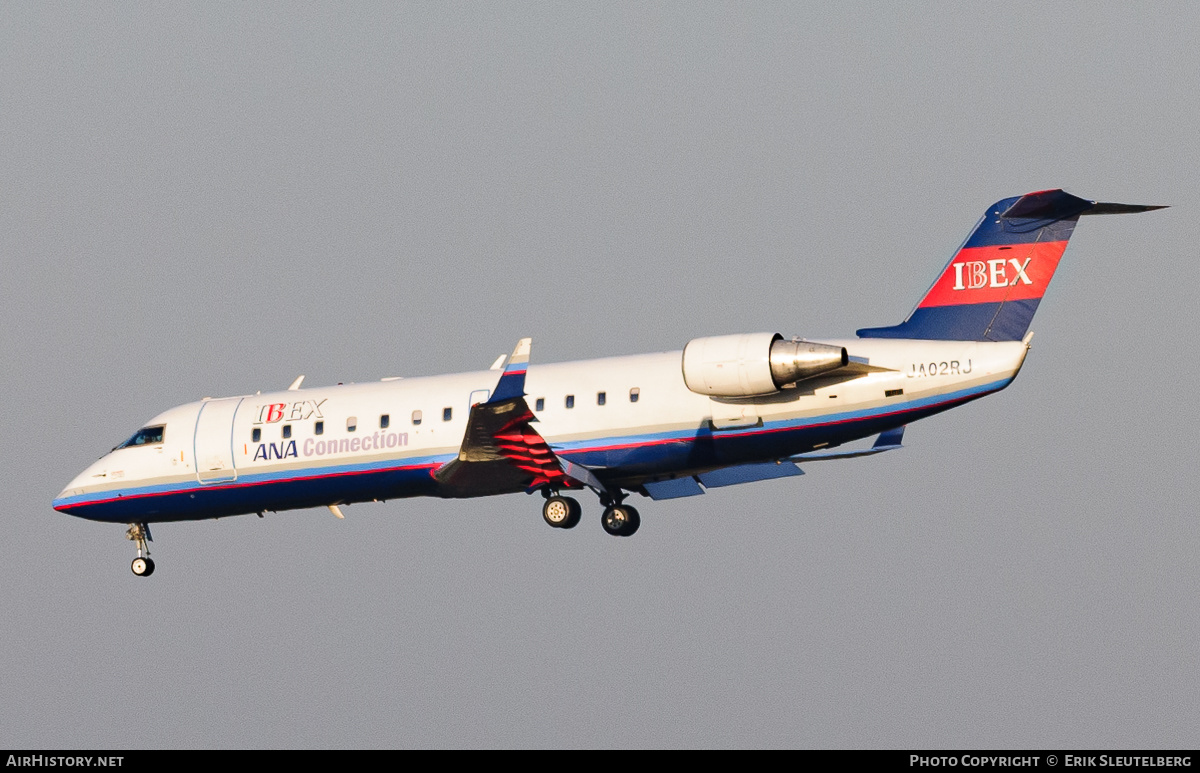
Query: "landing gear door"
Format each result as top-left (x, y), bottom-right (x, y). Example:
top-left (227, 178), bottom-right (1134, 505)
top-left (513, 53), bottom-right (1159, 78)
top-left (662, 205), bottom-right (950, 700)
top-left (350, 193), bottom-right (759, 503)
top-left (194, 397), bottom-right (243, 484)
top-left (709, 398), bottom-right (761, 430)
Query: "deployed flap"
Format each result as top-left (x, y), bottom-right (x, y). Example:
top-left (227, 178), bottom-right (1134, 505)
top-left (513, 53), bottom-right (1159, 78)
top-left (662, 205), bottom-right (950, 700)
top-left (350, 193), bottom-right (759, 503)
top-left (643, 477), bottom-right (705, 500)
top-left (697, 461), bottom-right (804, 488)
top-left (791, 425), bottom-right (905, 461)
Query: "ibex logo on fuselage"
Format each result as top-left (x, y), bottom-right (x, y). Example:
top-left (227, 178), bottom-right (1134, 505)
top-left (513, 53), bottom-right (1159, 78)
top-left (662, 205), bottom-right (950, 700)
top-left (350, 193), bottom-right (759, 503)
top-left (952, 258), bottom-right (1032, 290)
top-left (252, 399), bottom-right (327, 425)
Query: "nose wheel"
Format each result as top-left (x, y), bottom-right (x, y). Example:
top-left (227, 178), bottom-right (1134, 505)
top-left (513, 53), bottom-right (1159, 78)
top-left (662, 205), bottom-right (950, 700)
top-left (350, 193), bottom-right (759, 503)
top-left (125, 523), bottom-right (155, 577)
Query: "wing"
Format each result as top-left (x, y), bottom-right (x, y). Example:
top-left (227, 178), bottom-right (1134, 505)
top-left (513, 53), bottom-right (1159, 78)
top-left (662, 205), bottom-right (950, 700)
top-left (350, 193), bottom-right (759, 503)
top-left (434, 338), bottom-right (604, 498)
top-left (638, 427), bottom-right (905, 500)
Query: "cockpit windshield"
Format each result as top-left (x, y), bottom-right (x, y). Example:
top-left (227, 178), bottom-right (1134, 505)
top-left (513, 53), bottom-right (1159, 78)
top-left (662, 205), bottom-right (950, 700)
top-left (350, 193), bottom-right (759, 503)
top-left (115, 425), bottom-right (165, 450)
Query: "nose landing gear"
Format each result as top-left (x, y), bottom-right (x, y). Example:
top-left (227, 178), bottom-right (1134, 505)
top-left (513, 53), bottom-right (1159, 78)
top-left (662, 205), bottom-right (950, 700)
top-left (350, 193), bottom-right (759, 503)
top-left (125, 523), bottom-right (155, 577)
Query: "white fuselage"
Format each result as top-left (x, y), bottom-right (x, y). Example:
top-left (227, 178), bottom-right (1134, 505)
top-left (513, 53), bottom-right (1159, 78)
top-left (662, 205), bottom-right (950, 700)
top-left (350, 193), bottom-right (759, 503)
top-left (54, 337), bottom-right (1029, 523)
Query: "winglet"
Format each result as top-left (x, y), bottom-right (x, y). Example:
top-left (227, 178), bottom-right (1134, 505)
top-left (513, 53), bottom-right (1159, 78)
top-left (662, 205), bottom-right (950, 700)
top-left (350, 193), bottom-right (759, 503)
top-left (489, 338), bottom-right (532, 402)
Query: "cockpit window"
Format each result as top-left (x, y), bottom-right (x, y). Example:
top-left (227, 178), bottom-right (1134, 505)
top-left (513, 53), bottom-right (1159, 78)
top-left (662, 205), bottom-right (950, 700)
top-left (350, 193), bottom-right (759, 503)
top-left (116, 425), bottom-right (165, 449)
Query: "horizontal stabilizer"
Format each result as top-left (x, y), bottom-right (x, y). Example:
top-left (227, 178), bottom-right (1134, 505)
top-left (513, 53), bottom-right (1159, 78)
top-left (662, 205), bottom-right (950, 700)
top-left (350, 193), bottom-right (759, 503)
top-left (1082, 202), bottom-right (1168, 216)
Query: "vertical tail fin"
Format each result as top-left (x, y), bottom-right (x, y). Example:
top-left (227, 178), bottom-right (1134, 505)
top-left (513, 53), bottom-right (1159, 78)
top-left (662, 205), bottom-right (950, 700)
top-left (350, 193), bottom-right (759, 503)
top-left (856, 190), bottom-right (1165, 341)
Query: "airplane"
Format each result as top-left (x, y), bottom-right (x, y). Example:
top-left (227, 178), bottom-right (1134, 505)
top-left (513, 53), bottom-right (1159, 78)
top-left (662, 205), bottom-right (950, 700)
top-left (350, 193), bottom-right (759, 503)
top-left (53, 189), bottom-right (1164, 576)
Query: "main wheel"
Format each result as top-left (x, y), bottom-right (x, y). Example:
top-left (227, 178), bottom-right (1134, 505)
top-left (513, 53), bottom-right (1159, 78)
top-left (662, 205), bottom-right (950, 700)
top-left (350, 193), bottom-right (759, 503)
top-left (542, 496), bottom-right (574, 528)
top-left (131, 557), bottom-right (155, 577)
top-left (563, 497), bottom-right (582, 529)
top-left (621, 506), bottom-right (640, 537)
top-left (601, 505), bottom-right (639, 537)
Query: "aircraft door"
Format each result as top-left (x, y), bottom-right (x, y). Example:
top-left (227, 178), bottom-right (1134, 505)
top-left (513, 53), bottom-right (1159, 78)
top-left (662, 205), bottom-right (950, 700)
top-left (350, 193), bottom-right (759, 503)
top-left (193, 397), bottom-right (243, 484)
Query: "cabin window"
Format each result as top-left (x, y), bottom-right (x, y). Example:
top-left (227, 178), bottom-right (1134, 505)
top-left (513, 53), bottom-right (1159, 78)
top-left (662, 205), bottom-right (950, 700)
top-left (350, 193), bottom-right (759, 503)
top-left (282, 424), bottom-right (292, 439)
top-left (535, 397), bottom-right (545, 412)
top-left (116, 425), bottom-right (165, 449)
top-left (597, 391), bottom-right (606, 406)
top-left (565, 395), bottom-right (575, 409)
top-left (380, 414), bottom-right (390, 429)
top-left (629, 387), bottom-right (640, 403)
top-left (315, 421), bottom-right (324, 435)
top-left (251, 428), bottom-right (261, 443)
top-left (443, 407), bottom-right (452, 422)
top-left (347, 416), bottom-right (357, 432)
top-left (412, 410), bottom-right (422, 426)
top-left (885, 389), bottom-right (904, 398)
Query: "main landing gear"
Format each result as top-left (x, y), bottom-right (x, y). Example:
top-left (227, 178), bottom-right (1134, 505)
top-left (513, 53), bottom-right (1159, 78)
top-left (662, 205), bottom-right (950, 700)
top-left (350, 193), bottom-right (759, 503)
top-left (539, 490), bottom-right (640, 537)
top-left (542, 494), bottom-right (582, 529)
top-left (126, 523), bottom-right (155, 577)
top-left (600, 503), bottom-right (640, 537)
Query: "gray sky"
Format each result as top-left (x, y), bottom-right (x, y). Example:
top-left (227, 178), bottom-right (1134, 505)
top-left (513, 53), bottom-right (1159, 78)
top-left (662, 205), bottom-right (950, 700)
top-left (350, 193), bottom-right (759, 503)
top-left (2, 2), bottom-right (1197, 748)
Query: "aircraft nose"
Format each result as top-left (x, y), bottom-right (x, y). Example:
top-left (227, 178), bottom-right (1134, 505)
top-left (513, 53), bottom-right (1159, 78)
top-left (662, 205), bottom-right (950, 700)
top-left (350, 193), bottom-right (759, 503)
top-left (53, 459), bottom-right (105, 513)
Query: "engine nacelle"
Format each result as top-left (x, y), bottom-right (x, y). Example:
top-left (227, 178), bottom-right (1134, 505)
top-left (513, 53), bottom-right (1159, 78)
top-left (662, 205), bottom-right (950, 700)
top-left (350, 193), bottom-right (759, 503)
top-left (681, 333), bottom-right (849, 397)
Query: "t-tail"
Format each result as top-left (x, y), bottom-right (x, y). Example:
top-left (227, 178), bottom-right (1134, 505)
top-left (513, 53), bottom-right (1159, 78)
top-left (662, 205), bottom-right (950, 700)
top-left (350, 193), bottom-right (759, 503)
top-left (856, 189), bottom-right (1166, 341)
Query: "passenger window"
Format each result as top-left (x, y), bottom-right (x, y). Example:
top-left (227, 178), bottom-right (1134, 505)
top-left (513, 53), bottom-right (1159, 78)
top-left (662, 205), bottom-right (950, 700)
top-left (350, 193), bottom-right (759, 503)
top-left (347, 417), bottom-right (357, 432)
top-left (282, 424), bottom-right (292, 439)
top-left (629, 387), bottom-right (640, 403)
top-left (116, 425), bottom-right (165, 449)
top-left (412, 410), bottom-right (422, 426)
top-left (535, 397), bottom-right (545, 412)
top-left (380, 414), bottom-right (390, 429)
top-left (565, 395), bottom-right (575, 409)
top-left (315, 421), bottom-right (324, 435)
top-left (251, 428), bottom-right (261, 443)
top-left (597, 391), bottom-right (606, 406)
top-left (443, 407), bottom-right (452, 422)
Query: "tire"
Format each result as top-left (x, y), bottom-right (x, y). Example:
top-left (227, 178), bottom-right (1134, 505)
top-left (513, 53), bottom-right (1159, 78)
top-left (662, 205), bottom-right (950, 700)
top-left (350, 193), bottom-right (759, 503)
top-left (563, 497), bottom-right (582, 529)
top-left (601, 506), bottom-right (631, 536)
top-left (131, 557), bottom-right (155, 577)
top-left (542, 496), bottom-right (572, 528)
top-left (620, 506), bottom-right (640, 537)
